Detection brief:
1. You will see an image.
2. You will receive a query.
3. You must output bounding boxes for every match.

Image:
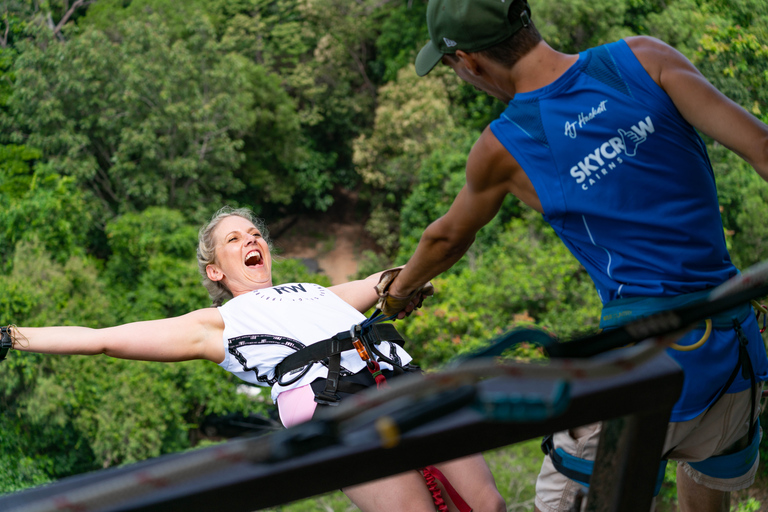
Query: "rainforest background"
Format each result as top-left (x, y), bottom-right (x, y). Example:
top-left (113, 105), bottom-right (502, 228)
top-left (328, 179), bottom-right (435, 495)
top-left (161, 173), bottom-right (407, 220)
top-left (0, 0), bottom-right (767, 510)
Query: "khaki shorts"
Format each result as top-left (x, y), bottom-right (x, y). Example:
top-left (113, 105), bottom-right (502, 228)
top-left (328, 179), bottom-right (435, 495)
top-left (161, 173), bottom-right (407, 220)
top-left (534, 385), bottom-right (763, 512)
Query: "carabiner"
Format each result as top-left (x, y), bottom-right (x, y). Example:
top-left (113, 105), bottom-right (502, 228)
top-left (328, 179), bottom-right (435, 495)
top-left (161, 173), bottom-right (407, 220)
top-left (754, 302), bottom-right (767, 334)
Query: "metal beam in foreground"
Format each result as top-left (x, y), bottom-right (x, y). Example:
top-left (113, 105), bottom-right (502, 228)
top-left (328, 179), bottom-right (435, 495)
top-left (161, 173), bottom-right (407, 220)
top-left (0, 353), bottom-right (683, 512)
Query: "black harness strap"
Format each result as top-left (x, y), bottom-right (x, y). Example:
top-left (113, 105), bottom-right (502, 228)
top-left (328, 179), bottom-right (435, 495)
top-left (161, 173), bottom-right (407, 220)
top-left (732, 318), bottom-right (759, 443)
top-left (276, 323), bottom-right (404, 376)
top-left (0, 327), bottom-right (12, 362)
top-left (274, 323), bottom-right (406, 406)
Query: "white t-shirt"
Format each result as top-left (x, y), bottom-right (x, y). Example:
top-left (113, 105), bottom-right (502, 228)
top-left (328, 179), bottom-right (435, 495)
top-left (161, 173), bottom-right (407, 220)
top-left (217, 282), bottom-right (412, 402)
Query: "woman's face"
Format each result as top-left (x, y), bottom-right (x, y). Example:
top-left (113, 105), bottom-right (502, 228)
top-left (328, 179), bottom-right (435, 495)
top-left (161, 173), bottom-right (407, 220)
top-left (206, 215), bottom-right (273, 296)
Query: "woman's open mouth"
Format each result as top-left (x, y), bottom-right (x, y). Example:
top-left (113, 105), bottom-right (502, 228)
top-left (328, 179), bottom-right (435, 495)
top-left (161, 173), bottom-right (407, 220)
top-left (244, 250), bottom-right (262, 267)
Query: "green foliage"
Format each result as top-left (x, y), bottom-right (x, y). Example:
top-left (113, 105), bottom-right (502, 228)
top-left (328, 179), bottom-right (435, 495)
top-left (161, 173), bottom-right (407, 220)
top-left (396, 137), bottom-right (523, 267)
top-left (0, 239), bottom-right (114, 328)
top-left (399, 214), bottom-right (601, 367)
top-left (642, 0), bottom-right (724, 57)
top-left (371, 1), bottom-right (428, 83)
top-left (710, 146), bottom-right (768, 269)
top-left (103, 208), bottom-right (209, 321)
top-left (694, 23), bottom-right (768, 124)
top-left (272, 257), bottom-right (332, 287)
top-left (731, 498), bottom-right (762, 512)
top-left (5, 18), bottom-right (255, 217)
top-left (353, 64), bottom-right (464, 254)
top-left (81, 0), bottom-right (212, 39)
top-left (0, 0), bottom-right (766, 506)
top-left (534, 0), bottom-right (635, 53)
top-left (0, 154), bottom-right (94, 268)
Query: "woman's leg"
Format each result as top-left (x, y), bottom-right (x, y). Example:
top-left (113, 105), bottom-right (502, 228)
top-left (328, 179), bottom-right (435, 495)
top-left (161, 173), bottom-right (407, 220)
top-left (432, 454), bottom-right (506, 512)
top-left (342, 471), bottom-right (440, 512)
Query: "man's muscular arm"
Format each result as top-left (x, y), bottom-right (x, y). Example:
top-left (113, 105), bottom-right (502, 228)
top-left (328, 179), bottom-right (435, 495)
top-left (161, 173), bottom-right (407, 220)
top-left (627, 36), bottom-right (768, 182)
top-left (389, 127), bottom-right (521, 298)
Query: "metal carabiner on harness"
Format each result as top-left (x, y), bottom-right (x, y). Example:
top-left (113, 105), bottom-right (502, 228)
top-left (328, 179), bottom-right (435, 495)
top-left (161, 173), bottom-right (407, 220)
top-left (350, 323), bottom-right (388, 389)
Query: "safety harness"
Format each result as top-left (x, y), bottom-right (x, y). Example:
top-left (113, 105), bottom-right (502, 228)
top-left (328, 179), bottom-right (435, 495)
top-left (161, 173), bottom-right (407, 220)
top-left (274, 321), bottom-right (407, 405)
top-left (541, 295), bottom-right (766, 491)
top-left (275, 312), bottom-right (473, 511)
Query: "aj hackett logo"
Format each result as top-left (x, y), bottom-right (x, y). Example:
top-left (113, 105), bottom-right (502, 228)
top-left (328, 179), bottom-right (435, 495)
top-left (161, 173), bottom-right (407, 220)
top-left (570, 116), bottom-right (655, 190)
top-left (564, 100), bottom-right (608, 139)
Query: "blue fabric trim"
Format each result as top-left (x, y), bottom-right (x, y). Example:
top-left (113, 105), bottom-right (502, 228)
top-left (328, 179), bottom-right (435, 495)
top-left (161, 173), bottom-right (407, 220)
top-left (553, 448), bottom-right (667, 495)
top-left (583, 45), bottom-right (632, 98)
top-left (688, 420), bottom-right (761, 479)
top-left (500, 99), bottom-right (549, 148)
top-left (600, 289), bottom-right (752, 330)
top-left (554, 448), bottom-right (592, 486)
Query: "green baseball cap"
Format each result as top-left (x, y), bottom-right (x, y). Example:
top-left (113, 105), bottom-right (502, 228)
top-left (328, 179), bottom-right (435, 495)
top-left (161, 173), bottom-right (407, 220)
top-left (415, 0), bottom-right (531, 77)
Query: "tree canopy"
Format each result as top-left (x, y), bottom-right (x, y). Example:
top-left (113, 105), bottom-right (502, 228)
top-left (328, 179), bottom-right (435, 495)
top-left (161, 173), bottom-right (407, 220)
top-left (0, 0), bottom-right (766, 504)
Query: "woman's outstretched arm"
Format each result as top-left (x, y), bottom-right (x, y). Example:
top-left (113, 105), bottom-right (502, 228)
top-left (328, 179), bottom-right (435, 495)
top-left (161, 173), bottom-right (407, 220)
top-left (10, 308), bottom-right (226, 363)
top-left (329, 270), bottom-right (387, 313)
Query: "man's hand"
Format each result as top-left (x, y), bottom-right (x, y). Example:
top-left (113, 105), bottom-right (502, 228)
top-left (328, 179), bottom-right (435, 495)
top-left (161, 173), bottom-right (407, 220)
top-left (374, 268), bottom-right (434, 319)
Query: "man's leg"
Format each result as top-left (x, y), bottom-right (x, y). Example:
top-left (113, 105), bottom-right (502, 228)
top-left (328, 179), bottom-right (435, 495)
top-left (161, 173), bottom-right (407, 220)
top-left (667, 385), bottom-right (763, 512)
top-left (534, 423), bottom-right (600, 512)
top-left (676, 464), bottom-right (730, 512)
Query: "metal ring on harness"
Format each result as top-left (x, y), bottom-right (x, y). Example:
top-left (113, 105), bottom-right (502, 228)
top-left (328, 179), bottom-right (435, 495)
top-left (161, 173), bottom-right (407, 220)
top-left (276, 361), bottom-right (313, 387)
top-left (670, 318), bottom-right (711, 352)
top-left (753, 301), bottom-right (767, 333)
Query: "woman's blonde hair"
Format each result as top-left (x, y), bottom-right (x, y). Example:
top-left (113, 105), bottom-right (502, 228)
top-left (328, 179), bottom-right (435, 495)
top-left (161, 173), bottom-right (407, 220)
top-left (197, 206), bottom-right (272, 306)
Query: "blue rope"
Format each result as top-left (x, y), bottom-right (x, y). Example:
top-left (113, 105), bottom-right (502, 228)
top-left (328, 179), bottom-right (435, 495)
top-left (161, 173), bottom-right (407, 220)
top-left (359, 309), bottom-right (397, 331)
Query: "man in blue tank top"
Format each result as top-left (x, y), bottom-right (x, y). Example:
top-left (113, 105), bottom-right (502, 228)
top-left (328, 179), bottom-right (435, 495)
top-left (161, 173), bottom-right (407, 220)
top-left (380, 0), bottom-right (768, 510)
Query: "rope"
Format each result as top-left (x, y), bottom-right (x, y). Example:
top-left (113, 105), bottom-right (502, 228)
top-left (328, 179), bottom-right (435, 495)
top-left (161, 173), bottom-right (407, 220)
top-left (421, 468), bottom-right (449, 512)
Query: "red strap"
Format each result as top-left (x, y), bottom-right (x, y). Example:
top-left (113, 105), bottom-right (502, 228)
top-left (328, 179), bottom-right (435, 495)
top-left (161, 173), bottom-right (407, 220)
top-left (367, 360), bottom-right (389, 389)
top-left (421, 467), bottom-right (449, 512)
top-left (422, 465), bottom-right (472, 512)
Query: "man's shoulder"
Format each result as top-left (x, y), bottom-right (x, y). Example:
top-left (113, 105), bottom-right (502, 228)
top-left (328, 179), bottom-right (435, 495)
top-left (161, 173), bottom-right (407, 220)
top-left (623, 36), bottom-right (675, 64)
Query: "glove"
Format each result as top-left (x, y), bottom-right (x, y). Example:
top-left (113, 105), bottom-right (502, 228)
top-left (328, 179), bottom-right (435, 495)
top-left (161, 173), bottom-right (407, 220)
top-left (374, 268), bottom-right (435, 318)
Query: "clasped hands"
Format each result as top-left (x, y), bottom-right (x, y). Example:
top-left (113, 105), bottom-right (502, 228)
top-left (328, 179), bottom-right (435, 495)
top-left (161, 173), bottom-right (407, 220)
top-left (374, 268), bottom-right (434, 319)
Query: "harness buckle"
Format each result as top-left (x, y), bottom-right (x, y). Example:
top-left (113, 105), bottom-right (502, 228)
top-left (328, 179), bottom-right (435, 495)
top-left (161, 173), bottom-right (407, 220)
top-left (313, 394), bottom-right (341, 406)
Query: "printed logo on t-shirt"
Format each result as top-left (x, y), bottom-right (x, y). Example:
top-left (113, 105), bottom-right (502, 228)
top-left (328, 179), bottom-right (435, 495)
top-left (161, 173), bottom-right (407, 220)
top-left (568, 116), bottom-right (655, 191)
top-left (564, 100), bottom-right (608, 139)
top-left (251, 283), bottom-right (328, 302)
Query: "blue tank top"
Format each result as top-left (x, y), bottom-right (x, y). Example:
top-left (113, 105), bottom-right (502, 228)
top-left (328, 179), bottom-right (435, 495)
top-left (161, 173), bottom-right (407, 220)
top-left (490, 39), bottom-right (735, 304)
top-left (490, 39), bottom-right (767, 421)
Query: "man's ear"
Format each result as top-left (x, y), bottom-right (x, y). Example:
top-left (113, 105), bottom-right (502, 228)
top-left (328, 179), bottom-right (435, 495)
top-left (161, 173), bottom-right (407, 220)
top-left (206, 264), bottom-right (224, 282)
top-left (455, 50), bottom-right (481, 76)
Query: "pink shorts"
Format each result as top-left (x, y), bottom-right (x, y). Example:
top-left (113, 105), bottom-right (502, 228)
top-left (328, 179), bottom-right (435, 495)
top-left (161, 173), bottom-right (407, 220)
top-left (276, 384), bottom-right (318, 428)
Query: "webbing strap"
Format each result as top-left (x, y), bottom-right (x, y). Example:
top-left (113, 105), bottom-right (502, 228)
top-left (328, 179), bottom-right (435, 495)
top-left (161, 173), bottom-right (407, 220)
top-left (541, 435), bottom-right (667, 496)
top-left (423, 465), bottom-right (472, 512)
top-left (276, 323), bottom-right (404, 376)
top-left (733, 319), bottom-right (758, 442)
top-left (688, 419), bottom-right (761, 479)
top-left (315, 352), bottom-right (342, 406)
